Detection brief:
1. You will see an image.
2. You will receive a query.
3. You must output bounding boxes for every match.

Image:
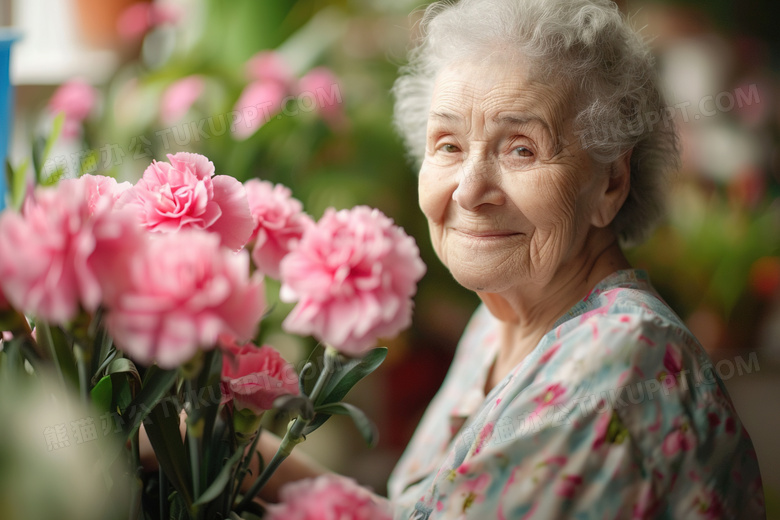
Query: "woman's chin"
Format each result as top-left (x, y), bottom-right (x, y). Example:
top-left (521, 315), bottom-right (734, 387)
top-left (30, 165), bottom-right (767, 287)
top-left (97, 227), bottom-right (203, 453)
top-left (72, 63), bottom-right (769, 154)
top-left (440, 246), bottom-right (527, 293)
top-left (448, 265), bottom-right (519, 293)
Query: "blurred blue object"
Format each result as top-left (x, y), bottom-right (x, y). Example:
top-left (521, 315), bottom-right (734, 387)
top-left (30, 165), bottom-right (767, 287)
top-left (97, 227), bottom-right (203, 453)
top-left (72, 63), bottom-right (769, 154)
top-left (0, 30), bottom-right (19, 211)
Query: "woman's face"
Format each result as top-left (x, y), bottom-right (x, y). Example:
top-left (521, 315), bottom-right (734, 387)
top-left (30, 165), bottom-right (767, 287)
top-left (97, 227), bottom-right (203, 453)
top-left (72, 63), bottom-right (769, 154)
top-left (419, 58), bottom-right (609, 294)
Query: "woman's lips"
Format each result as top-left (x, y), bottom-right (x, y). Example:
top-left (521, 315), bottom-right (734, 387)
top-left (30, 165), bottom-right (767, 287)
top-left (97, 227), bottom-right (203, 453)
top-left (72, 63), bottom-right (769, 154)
top-left (453, 228), bottom-right (522, 238)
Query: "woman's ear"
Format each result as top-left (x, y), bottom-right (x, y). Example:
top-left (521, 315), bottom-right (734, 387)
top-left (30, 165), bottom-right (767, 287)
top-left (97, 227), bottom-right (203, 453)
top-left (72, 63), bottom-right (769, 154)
top-left (591, 149), bottom-right (632, 229)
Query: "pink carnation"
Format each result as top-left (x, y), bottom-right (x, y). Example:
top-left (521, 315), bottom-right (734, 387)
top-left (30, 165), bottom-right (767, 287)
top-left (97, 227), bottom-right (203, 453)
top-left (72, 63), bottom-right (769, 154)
top-left (280, 206), bottom-right (426, 356)
top-left (67, 174), bottom-right (132, 214)
top-left (266, 474), bottom-right (393, 520)
top-left (47, 79), bottom-right (98, 139)
top-left (0, 178), bottom-right (144, 323)
top-left (160, 75), bottom-right (204, 125)
top-left (117, 2), bottom-right (181, 40)
top-left (297, 67), bottom-right (346, 128)
top-left (116, 152), bottom-right (254, 250)
top-left (105, 231), bottom-right (265, 368)
top-left (231, 81), bottom-right (287, 140)
top-left (245, 179), bottom-right (313, 279)
top-left (220, 337), bottom-right (299, 414)
top-left (245, 51), bottom-right (295, 88)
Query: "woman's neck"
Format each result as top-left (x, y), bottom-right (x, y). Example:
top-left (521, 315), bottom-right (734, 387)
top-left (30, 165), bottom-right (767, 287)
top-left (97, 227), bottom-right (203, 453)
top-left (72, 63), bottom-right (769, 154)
top-left (479, 229), bottom-right (631, 391)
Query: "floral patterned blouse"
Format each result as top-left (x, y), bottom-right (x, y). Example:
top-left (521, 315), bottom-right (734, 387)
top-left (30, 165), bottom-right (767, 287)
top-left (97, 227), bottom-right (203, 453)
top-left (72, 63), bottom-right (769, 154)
top-left (388, 270), bottom-right (764, 519)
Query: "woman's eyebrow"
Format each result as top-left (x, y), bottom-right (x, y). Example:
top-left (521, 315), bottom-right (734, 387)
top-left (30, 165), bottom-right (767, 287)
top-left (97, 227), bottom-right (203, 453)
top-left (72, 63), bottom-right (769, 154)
top-left (428, 110), bottom-right (464, 124)
top-left (491, 113), bottom-right (549, 133)
top-left (492, 113), bottom-right (560, 152)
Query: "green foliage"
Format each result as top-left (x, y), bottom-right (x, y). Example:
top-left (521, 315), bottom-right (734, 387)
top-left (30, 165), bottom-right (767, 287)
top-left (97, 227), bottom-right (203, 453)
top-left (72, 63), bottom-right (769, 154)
top-left (309, 402), bottom-right (378, 447)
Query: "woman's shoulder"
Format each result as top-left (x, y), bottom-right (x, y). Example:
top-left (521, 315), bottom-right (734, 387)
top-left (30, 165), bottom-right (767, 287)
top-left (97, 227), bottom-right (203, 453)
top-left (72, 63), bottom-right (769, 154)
top-left (546, 269), bottom-right (707, 375)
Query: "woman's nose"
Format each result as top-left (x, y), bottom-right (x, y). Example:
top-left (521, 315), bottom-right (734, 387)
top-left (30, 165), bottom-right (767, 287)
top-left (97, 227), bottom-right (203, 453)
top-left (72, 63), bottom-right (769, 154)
top-left (451, 155), bottom-right (504, 210)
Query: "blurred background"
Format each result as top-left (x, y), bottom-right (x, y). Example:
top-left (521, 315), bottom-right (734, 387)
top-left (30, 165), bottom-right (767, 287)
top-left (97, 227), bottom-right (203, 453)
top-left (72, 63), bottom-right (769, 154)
top-left (1, 0), bottom-right (778, 516)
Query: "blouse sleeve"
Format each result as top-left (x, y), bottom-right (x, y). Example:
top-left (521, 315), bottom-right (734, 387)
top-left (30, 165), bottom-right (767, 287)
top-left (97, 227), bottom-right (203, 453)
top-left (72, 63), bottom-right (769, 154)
top-left (403, 310), bottom-right (764, 519)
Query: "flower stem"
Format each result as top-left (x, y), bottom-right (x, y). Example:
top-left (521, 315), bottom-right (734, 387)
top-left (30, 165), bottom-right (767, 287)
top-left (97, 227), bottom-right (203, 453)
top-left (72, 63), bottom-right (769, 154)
top-left (129, 430), bottom-right (143, 520)
top-left (74, 343), bottom-right (89, 405)
top-left (234, 346), bottom-right (339, 512)
top-left (159, 464), bottom-right (167, 520)
top-left (186, 379), bottom-right (201, 501)
top-left (37, 321), bottom-right (67, 389)
top-left (230, 425), bottom-right (263, 508)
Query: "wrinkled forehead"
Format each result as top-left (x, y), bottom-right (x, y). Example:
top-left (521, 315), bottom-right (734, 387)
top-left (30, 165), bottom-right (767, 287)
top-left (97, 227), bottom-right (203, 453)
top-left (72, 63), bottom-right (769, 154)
top-left (429, 56), bottom-right (575, 138)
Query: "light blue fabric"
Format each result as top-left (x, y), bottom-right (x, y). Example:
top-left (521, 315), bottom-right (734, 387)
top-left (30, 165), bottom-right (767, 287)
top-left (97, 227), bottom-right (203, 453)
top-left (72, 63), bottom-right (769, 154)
top-left (389, 269), bottom-right (764, 519)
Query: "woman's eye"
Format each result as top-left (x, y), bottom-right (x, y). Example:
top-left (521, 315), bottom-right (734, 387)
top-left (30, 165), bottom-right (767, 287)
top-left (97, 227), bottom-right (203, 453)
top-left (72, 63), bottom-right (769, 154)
top-left (512, 146), bottom-right (533, 157)
top-left (440, 144), bottom-right (460, 153)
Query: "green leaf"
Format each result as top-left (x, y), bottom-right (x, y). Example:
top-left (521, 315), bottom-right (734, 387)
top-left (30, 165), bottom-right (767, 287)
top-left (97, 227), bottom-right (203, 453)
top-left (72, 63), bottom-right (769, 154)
top-left (0, 336), bottom-right (26, 379)
top-left (298, 361), bottom-right (314, 396)
top-left (4, 159), bottom-right (12, 206)
top-left (107, 357), bottom-right (142, 393)
top-left (92, 373), bottom-right (132, 425)
top-left (146, 400), bottom-right (193, 510)
top-left (90, 315), bottom-right (116, 381)
top-left (44, 112), bottom-right (65, 166)
top-left (91, 375), bottom-right (113, 414)
top-left (31, 113), bottom-right (64, 185)
top-left (113, 374), bottom-right (133, 411)
top-left (307, 402), bottom-right (378, 447)
top-left (317, 347), bottom-right (387, 406)
top-left (188, 349), bottom-right (222, 444)
top-left (5, 158), bottom-right (28, 210)
top-left (168, 491), bottom-right (188, 520)
top-left (272, 395), bottom-right (314, 420)
top-left (122, 365), bottom-right (178, 439)
top-left (192, 448), bottom-right (243, 507)
top-left (12, 159), bottom-right (28, 209)
top-left (299, 345), bottom-right (325, 397)
top-left (75, 149), bottom-right (99, 178)
top-left (36, 322), bottom-right (79, 388)
top-left (39, 164), bottom-right (65, 187)
top-left (31, 135), bottom-right (45, 183)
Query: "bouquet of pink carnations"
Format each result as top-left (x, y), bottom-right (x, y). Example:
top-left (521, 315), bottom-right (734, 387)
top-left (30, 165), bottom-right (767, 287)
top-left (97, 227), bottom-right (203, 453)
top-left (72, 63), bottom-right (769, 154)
top-left (0, 150), bottom-right (424, 519)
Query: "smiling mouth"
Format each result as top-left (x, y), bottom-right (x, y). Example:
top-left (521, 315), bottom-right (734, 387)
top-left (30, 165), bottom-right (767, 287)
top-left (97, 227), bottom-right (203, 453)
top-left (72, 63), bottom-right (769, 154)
top-left (454, 229), bottom-right (522, 238)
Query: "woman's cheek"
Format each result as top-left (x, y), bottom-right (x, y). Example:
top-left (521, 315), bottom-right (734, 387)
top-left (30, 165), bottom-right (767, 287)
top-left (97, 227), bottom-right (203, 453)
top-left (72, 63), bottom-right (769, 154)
top-left (521, 170), bottom-right (581, 227)
top-left (418, 164), bottom-right (453, 225)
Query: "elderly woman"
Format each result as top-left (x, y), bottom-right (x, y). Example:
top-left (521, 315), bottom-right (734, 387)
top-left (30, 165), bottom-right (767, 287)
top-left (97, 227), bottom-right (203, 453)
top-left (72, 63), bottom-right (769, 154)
top-left (385, 0), bottom-right (764, 518)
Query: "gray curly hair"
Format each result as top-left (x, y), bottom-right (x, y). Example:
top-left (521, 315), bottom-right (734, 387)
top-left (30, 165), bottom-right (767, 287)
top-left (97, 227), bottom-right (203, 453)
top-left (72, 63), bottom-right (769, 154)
top-left (393, 0), bottom-right (680, 246)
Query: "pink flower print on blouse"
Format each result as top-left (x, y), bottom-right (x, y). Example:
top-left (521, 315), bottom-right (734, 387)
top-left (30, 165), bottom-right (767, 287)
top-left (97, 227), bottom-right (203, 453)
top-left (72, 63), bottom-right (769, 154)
top-left (592, 405), bottom-right (611, 449)
top-left (662, 421), bottom-right (696, 457)
top-left (537, 343), bottom-right (560, 366)
top-left (555, 474), bottom-right (583, 499)
top-left (579, 289), bottom-right (621, 321)
top-left (458, 473), bottom-right (491, 513)
top-left (473, 422), bottom-right (494, 455)
top-left (658, 343), bottom-right (683, 388)
top-left (632, 483), bottom-right (662, 519)
top-left (692, 489), bottom-right (725, 519)
top-left (592, 410), bottom-right (628, 449)
top-left (531, 383), bottom-right (566, 417)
